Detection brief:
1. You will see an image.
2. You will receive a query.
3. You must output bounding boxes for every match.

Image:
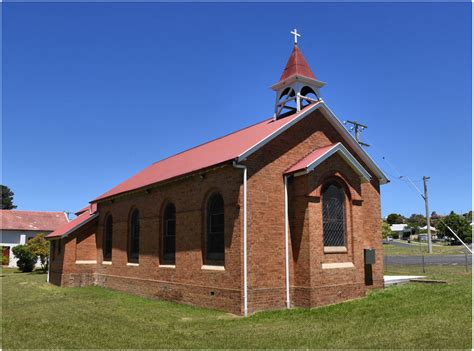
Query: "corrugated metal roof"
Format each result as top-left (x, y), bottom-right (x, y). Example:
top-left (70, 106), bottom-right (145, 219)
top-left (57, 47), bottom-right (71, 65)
top-left (92, 100), bottom-right (388, 204)
top-left (93, 104), bottom-right (317, 202)
top-left (46, 207), bottom-right (98, 239)
top-left (390, 224), bottom-right (409, 231)
top-left (0, 210), bottom-right (68, 231)
top-left (285, 144), bottom-right (337, 174)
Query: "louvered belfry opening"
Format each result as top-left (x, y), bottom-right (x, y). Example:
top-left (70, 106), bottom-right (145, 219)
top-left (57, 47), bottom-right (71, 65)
top-left (322, 182), bottom-right (346, 246)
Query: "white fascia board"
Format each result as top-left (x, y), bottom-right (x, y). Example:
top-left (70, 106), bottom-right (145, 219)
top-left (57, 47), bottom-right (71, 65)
top-left (271, 75), bottom-right (326, 91)
top-left (297, 143), bottom-right (372, 182)
top-left (318, 103), bottom-right (389, 184)
top-left (235, 100), bottom-right (389, 185)
top-left (237, 102), bottom-right (323, 162)
top-left (47, 213), bottom-right (99, 240)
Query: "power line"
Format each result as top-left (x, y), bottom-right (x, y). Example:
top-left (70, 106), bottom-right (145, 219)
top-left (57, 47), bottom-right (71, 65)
top-left (362, 136), bottom-right (471, 253)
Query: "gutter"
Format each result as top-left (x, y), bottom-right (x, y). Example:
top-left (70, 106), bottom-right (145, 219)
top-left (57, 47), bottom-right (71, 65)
top-left (233, 161), bottom-right (248, 317)
top-left (46, 212), bottom-right (99, 241)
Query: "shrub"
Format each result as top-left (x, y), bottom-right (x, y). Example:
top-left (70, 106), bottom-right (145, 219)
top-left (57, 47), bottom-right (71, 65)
top-left (2, 252), bottom-right (9, 265)
top-left (12, 245), bottom-right (37, 272)
top-left (27, 233), bottom-right (49, 272)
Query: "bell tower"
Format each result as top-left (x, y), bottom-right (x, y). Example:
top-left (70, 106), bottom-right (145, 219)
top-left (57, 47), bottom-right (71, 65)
top-left (272, 29), bottom-right (325, 119)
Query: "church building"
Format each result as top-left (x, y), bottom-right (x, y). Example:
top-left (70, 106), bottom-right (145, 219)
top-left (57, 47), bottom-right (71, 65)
top-left (46, 32), bottom-right (388, 316)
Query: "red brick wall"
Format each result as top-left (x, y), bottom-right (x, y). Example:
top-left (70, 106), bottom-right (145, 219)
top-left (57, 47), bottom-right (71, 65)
top-left (49, 219), bottom-right (97, 287)
top-left (50, 107), bottom-right (383, 315)
top-left (242, 109), bottom-right (383, 313)
top-left (94, 165), bottom-right (244, 314)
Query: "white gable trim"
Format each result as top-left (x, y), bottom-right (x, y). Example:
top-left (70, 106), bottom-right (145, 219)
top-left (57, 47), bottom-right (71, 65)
top-left (237, 102), bottom-right (323, 162)
top-left (47, 213), bottom-right (99, 240)
top-left (237, 101), bottom-right (389, 184)
top-left (293, 142), bottom-right (372, 182)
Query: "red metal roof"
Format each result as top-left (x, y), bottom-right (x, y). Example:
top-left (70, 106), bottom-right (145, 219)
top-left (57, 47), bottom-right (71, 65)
top-left (94, 105), bottom-right (316, 202)
top-left (285, 144), bottom-right (337, 174)
top-left (75, 203), bottom-right (97, 216)
top-left (0, 210), bottom-right (68, 231)
top-left (279, 44), bottom-right (316, 82)
top-left (46, 207), bottom-right (98, 239)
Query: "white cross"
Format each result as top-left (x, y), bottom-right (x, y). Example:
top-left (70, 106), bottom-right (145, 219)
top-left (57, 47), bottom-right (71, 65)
top-left (290, 29), bottom-right (301, 44)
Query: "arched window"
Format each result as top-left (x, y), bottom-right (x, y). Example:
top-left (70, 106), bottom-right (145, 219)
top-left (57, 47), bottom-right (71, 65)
top-left (162, 203), bottom-right (176, 264)
top-left (103, 215), bottom-right (113, 261)
top-left (206, 193), bottom-right (225, 262)
top-left (322, 182), bottom-right (346, 247)
top-left (128, 209), bottom-right (140, 263)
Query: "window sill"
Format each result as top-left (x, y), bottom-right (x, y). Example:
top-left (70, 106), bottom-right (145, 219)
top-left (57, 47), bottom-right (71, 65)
top-left (201, 265), bottom-right (225, 271)
top-left (75, 260), bottom-right (97, 265)
top-left (126, 262), bottom-right (139, 267)
top-left (102, 261), bottom-right (112, 265)
top-left (159, 264), bottom-right (176, 269)
top-left (324, 246), bottom-right (348, 254)
top-left (322, 262), bottom-right (354, 269)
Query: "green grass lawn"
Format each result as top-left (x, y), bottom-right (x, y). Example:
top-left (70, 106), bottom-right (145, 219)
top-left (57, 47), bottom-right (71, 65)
top-left (1, 267), bottom-right (471, 349)
top-left (383, 242), bottom-right (468, 256)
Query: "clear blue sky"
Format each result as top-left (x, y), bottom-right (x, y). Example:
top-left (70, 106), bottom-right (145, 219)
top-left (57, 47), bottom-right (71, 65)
top-left (3, 2), bottom-right (471, 217)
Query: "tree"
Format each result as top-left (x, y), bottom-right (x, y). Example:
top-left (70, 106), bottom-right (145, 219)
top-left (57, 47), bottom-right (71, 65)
top-left (387, 213), bottom-right (405, 225)
top-left (12, 245), bottom-right (37, 272)
top-left (463, 210), bottom-right (472, 223)
top-left (381, 222), bottom-right (391, 239)
top-left (436, 211), bottom-right (472, 244)
top-left (406, 214), bottom-right (426, 228)
top-left (1, 185), bottom-right (17, 209)
top-left (27, 233), bottom-right (49, 272)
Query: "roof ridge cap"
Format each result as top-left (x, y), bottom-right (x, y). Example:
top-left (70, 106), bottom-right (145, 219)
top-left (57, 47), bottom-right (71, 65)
top-left (0, 210), bottom-right (65, 214)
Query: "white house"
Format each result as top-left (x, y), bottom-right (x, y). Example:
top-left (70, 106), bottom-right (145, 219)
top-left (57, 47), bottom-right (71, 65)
top-left (0, 210), bottom-right (69, 267)
top-left (389, 224), bottom-right (412, 239)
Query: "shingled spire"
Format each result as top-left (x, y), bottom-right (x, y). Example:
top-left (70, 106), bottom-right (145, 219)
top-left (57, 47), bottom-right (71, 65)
top-left (272, 30), bottom-right (325, 119)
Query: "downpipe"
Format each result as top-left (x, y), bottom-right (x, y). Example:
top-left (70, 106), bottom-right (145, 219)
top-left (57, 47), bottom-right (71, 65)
top-left (233, 161), bottom-right (248, 317)
top-left (284, 175), bottom-right (290, 308)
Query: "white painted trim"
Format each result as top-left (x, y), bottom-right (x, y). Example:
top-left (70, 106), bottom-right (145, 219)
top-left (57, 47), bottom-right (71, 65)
top-left (102, 261), bottom-right (112, 265)
top-left (47, 246), bottom-right (51, 283)
top-left (47, 212), bottom-right (99, 240)
top-left (324, 246), bottom-right (348, 253)
top-left (293, 143), bottom-right (372, 182)
top-left (322, 262), bottom-right (355, 269)
top-left (284, 175), bottom-right (290, 309)
top-left (201, 265), bottom-right (225, 271)
top-left (237, 101), bottom-right (388, 184)
top-left (159, 264), bottom-right (176, 269)
top-left (75, 260), bottom-right (97, 265)
top-left (271, 75), bottom-right (326, 91)
top-left (126, 262), bottom-right (139, 267)
top-left (237, 102), bottom-right (322, 162)
top-left (233, 161), bottom-right (248, 317)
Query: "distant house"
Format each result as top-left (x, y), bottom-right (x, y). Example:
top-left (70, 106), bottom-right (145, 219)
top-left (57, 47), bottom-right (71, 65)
top-left (420, 225), bottom-right (437, 232)
top-left (390, 224), bottom-right (411, 239)
top-left (0, 210), bottom-right (69, 267)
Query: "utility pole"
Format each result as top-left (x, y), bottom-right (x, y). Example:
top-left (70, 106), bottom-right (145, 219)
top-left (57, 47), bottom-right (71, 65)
top-left (343, 120), bottom-right (370, 147)
top-left (423, 176), bottom-right (433, 254)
